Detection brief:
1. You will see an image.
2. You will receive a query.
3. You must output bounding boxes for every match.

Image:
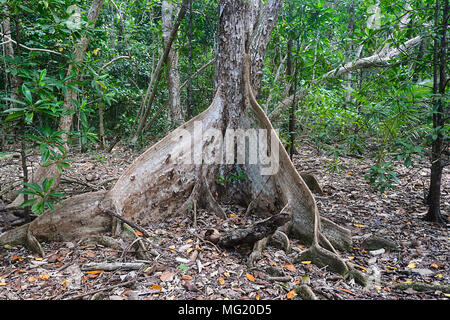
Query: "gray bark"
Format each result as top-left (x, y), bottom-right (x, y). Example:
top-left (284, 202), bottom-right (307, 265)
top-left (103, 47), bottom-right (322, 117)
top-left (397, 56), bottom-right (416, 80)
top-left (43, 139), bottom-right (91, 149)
top-left (162, 0), bottom-right (183, 124)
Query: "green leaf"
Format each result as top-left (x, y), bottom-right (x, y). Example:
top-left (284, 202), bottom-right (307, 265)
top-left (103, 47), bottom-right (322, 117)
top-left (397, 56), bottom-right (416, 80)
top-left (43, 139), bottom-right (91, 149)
top-left (19, 199), bottom-right (37, 208)
top-left (42, 177), bottom-right (54, 193)
top-left (178, 263), bottom-right (188, 271)
top-left (5, 111), bottom-right (25, 122)
top-left (40, 69), bottom-right (47, 82)
top-left (21, 84), bottom-right (32, 104)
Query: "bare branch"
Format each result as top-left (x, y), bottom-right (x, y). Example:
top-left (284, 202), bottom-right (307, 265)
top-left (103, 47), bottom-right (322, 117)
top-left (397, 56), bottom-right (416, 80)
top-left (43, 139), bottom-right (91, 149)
top-left (0, 32), bottom-right (63, 56)
top-left (180, 58), bottom-right (215, 89)
top-left (98, 55), bottom-right (130, 74)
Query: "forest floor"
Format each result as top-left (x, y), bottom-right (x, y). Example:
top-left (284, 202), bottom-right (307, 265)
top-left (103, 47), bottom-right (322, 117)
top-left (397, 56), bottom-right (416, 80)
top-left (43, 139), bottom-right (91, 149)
top-left (0, 141), bottom-right (448, 300)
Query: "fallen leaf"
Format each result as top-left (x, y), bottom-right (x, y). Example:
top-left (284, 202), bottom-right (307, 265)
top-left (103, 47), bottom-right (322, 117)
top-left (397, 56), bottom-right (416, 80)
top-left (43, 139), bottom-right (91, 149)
top-left (407, 262), bottom-right (417, 269)
top-left (286, 290), bottom-right (297, 299)
top-left (403, 279), bottom-right (413, 284)
top-left (178, 263), bottom-right (188, 271)
top-left (358, 265), bottom-right (367, 272)
top-left (245, 273), bottom-right (255, 282)
top-left (386, 266), bottom-right (397, 270)
top-left (283, 264), bottom-right (296, 271)
top-left (300, 261), bottom-right (311, 265)
top-left (151, 284), bottom-right (162, 291)
top-left (39, 274), bottom-right (50, 280)
top-left (86, 270), bottom-right (103, 274)
top-left (28, 276), bottom-right (37, 282)
top-left (182, 280), bottom-right (198, 292)
top-left (223, 272), bottom-right (230, 278)
top-left (218, 277), bottom-right (225, 285)
top-left (434, 273), bottom-right (443, 278)
top-left (0, 282), bottom-right (7, 286)
top-left (160, 271), bottom-right (175, 282)
top-left (340, 288), bottom-right (353, 294)
top-left (301, 275), bottom-right (310, 284)
top-left (182, 275), bottom-right (193, 281)
top-left (11, 256), bottom-right (23, 262)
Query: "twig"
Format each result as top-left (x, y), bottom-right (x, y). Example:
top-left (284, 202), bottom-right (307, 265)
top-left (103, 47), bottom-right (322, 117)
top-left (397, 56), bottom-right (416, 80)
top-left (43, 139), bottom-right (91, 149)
top-left (60, 176), bottom-right (103, 190)
top-left (81, 262), bottom-right (146, 271)
top-left (99, 205), bottom-right (150, 238)
top-left (180, 58), bottom-right (215, 89)
top-left (0, 32), bottom-right (63, 55)
top-left (98, 55), bottom-right (130, 74)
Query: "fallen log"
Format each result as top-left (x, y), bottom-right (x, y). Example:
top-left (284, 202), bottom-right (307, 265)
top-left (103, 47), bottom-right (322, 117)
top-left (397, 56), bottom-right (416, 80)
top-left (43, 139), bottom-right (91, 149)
top-left (217, 213), bottom-right (290, 248)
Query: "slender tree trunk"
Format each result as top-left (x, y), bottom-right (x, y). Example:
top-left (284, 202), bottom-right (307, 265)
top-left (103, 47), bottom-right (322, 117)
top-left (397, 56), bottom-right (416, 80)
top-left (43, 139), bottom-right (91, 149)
top-left (286, 39), bottom-right (295, 159)
top-left (98, 99), bottom-right (106, 149)
top-left (162, 0), bottom-right (183, 125)
top-left (186, 0), bottom-right (194, 120)
top-left (132, 0), bottom-right (189, 142)
top-left (58, 0), bottom-right (105, 146)
top-left (7, 0), bottom-right (104, 208)
top-left (2, 13), bottom-right (19, 105)
top-left (426, 0), bottom-right (448, 224)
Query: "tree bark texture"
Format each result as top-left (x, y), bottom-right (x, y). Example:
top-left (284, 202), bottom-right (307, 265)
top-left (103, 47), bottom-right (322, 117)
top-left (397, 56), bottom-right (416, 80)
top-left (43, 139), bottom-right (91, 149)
top-left (162, 0), bottom-right (184, 125)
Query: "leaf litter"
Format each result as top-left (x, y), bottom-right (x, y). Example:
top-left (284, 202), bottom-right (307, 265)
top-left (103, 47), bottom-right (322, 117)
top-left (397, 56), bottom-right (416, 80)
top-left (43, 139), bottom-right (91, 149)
top-left (0, 144), bottom-right (448, 300)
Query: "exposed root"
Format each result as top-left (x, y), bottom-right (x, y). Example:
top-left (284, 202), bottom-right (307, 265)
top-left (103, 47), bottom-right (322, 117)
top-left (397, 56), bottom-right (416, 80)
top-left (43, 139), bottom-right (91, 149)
top-left (247, 238), bottom-right (268, 268)
top-left (81, 235), bottom-right (123, 251)
top-left (296, 245), bottom-right (349, 277)
top-left (295, 284), bottom-right (318, 300)
top-left (268, 230), bottom-right (291, 252)
top-left (173, 180), bottom-right (200, 217)
top-left (26, 225), bottom-right (44, 257)
top-left (200, 176), bottom-right (227, 219)
top-left (242, 52), bottom-right (364, 285)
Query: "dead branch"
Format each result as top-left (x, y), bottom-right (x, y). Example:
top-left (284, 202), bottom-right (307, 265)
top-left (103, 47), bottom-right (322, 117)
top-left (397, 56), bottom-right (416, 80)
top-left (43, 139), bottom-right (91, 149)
top-left (100, 206), bottom-right (150, 238)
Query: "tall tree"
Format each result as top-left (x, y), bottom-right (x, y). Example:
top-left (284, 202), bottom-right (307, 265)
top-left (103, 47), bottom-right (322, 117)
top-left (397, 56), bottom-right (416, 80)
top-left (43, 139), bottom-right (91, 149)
top-left (162, 0), bottom-right (183, 125)
top-left (0, 0), bottom-right (363, 284)
top-left (58, 0), bottom-right (105, 145)
top-left (426, 0), bottom-right (448, 224)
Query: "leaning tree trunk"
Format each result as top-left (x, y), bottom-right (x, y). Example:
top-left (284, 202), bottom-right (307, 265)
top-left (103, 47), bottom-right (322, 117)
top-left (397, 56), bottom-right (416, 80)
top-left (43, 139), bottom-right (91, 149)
top-left (0, 0), bottom-right (359, 283)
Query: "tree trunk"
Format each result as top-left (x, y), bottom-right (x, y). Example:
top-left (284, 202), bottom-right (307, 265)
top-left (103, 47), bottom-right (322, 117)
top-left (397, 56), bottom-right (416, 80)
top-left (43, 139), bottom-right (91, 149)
top-left (162, 0), bottom-right (184, 125)
top-left (59, 0), bottom-right (105, 145)
top-left (426, 0), bottom-right (448, 224)
top-left (132, 0), bottom-right (189, 142)
top-left (6, 0), bottom-right (105, 209)
top-left (185, 0), bottom-right (194, 120)
top-left (0, 0), bottom-right (359, 283)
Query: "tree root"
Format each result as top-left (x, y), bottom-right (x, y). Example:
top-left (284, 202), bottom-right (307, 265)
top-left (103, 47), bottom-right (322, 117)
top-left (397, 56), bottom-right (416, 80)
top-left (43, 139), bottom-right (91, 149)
top-left (200, 176), bottom-right (227, 219)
